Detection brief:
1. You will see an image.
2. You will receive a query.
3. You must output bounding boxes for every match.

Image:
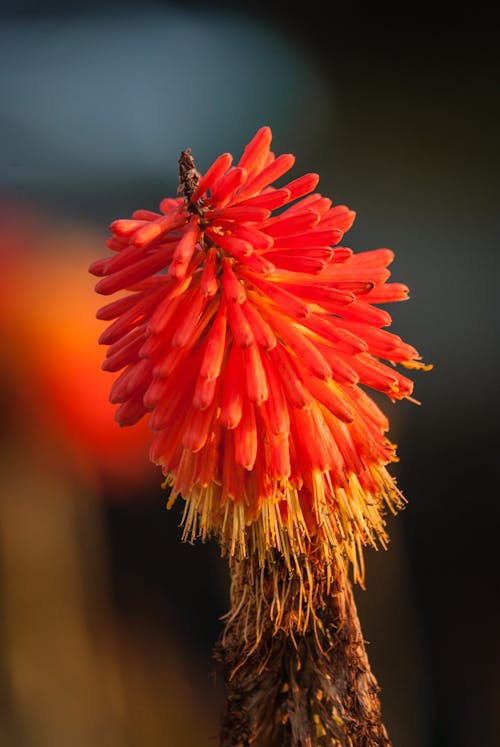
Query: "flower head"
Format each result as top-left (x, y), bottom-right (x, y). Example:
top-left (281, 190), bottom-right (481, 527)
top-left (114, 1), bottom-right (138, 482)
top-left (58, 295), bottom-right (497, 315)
top-left (90, 126), bottom-right (429, 584)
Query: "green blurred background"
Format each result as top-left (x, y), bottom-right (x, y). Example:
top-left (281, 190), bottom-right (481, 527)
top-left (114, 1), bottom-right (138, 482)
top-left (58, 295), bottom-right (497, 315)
top-left (1, 2), bottom-right (498, 746)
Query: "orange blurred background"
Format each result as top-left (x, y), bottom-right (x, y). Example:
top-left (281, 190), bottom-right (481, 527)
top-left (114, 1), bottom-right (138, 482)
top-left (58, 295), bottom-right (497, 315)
top-left (0, 197), bottom-right (227, 746)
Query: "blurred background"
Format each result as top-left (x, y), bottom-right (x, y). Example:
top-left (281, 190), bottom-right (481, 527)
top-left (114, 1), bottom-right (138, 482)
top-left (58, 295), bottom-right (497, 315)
top-left (0, 2), bottom-right (498, 746)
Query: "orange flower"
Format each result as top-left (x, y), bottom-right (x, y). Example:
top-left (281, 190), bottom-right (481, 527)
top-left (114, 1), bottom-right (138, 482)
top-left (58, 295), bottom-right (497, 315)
top-left (90, 126), bottom-right (429, 581)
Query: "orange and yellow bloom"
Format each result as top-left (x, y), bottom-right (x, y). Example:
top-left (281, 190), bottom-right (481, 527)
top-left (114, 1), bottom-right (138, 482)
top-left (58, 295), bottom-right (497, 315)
top-left (90, 126), bottom-right (428, 584)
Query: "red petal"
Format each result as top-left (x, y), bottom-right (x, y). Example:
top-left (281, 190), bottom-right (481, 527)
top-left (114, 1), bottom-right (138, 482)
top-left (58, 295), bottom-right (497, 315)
top-left (98, 286), bottom-right (164, 345)
top-left (237, 252), bottom-right (275, 275)
top-left (209, 167), bottom-right (247, 207)
top-left (183, 394), bottom-right (218, 452)
top-left (244, 344), bottom-right (268, 404)
top-left (260, 351), bottom-right (290, 435)
top-left (364, 283), bottom-right (409, 303)
top-left (245, 275), bottom-right (310, 319)
top-left (222, 259), bottom-right (247, 303)
top-left (303, 375), bottom-right (354, 423)
top-left (237, 126), bottom-right (272, 176)
top-left (115, 392), bottom-right (148, 426)
top-left (282, 173), bottom-right (319, 201)
top-left (330, 300), bottom-right (392, 327)
top-left (147, 279), bottom-right (192, 336)
top-left (200, 247), bottom-right (219, 297)
top-left (110, 219), bottom-right (147, 237)
top-left (96, 292), bottom-right (143, 321)
top-left (206, 229), bottom-right (253, 259)
top-left (348, 248), bottom-right (395, 268)
top-left (103, 328), bottom-right (146, 372)
top-left (301, 315), bottom-right (368, 354)
top-left (234, 188), bottom-right (291, 211)
top-left (235, 153), bottom-right (295, 202)
top-left (265, 310), bottom-right (332, 380)
top-left (94, 247), bottom-right (174, 296)
top-left (169, 219), bottom-right (200, 278)
top-left (109, 358), bottom-right (152, 404)
top-left (192, 369), bottom-right (219, 411)
top-left (278, 281), bottom-right (355, 307)
top-left (268, 345), bottom-right (311, 409)
top-left (272, 228), bottom-right (343, 248)
top-left (199, 302), bottom-right (228, 380)
top-left (263, 209), bottom-right (320, 238)
top-left (220, 344), bottom-right (244, 429)
top-left (209, 205), bottom-right (271, 222)
top-left (314, 343), bottom-right (359, 384)
top-left (171, 287), bottom-right (209, 348)
top-left (234, 397), bottom-right (257, 470)
top-left (292, 405), bottom-right (344, 475)
top-left (319, 205), bottom-right (356, 232)
top-left (133, 209), bottom-right (161, 221)
top-left (215, 222), bottom-right (273, 251)
top-left (268, 255), bottom-right (328, 273)
top-left (227, 298), bottom-right (254, 348)
top-left (267, 431), bottom-right (291, 479)
top-left (191, 152), bottom-right (233, 202)
top-left (159, 197), bottom-right (182, 214)
top-left (241, 301), bottom-right (277, 350)
top-left (132, 210), bottom-right (185, 248)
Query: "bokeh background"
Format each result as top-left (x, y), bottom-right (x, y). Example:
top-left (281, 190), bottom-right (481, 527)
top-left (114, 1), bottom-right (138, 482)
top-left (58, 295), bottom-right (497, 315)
top-left (1, 2), bottom-right (499, 746)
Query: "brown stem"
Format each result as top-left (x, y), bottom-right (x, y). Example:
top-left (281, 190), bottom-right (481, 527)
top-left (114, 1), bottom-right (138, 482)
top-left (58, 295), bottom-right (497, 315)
top-left (214, 555), bottom-right (392, 747)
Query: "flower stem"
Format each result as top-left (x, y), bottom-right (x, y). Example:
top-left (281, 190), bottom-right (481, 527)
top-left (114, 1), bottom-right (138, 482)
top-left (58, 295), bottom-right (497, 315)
top-left (214, 554), bottom-right (392, 746)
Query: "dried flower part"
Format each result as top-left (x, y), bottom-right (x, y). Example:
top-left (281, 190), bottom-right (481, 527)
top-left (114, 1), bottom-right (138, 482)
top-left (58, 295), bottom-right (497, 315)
top-left (215, 555), bottom-right (392, 747)
top-left (91, 126), bottom-right (429, 585)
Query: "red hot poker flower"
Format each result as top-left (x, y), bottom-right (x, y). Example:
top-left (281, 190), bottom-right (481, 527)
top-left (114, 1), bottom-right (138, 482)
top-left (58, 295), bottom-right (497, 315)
top-left (90, 126), bottom-right (429, 585)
